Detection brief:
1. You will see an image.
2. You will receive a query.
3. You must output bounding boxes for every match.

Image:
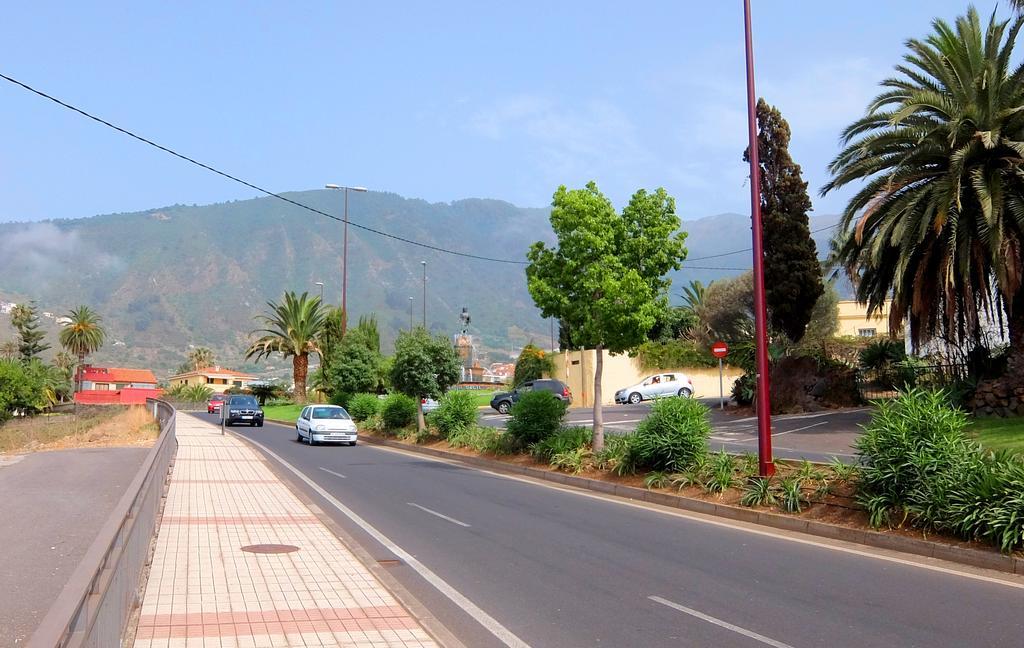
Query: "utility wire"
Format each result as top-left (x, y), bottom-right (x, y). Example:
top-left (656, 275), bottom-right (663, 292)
top-left (683, 222), bottom-right (841, 262)
top-left (0, 72), bottom-right (528, 265)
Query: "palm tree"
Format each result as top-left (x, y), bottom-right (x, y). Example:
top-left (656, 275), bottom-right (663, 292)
top-left (188, 347), bottom-right (214, 370)
top-left (58, 306), bottom-right (106, 393)
top-left (246, 292), bottom-right (325, 404)
top-left (0, 341), bottom-right (17, 360)
top-left (822, 8), bottom-right (1024, 385)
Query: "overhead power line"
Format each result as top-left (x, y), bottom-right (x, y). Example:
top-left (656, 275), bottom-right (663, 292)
top-left (0, 72), bottom-right (528, 265)
top-left (0, 71), bottom-right (846, 270)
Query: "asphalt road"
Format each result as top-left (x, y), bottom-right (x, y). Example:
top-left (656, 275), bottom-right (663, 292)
top-left (0, 447), bottom-right (150, 645)
top-left (205, 412), bottom-right (1024, 648)
top-left (480, 401), bottom-right (871, 463)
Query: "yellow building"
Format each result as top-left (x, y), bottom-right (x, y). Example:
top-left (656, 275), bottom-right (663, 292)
top-left (548, 349), bottom-right (744, 408)
top-left (167, 366), bottom-right (255, 393)
top-left (836, 300), bottom-right (896, 338)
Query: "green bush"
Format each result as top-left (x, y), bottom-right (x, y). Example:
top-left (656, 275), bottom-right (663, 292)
top-left (506, 391), bottom-right (567, 446)
top-left (347, 393), bottom-right (380, 422)
top-left (380, 393), bottom-right (418, 431)
top-left (531, 426), bottom-right (591, 462)
top-left (633, 340), bottom-right (717, 370)
top-left (856, 388), bottom-right (1024, 552)
top-left (625, 397), bottom-right (711, 473)
top-left (0, 360), bottom-right (46, 422)
top-left (447, 425), bottom-right (517, 455)
top-left (430, 390), bottom-right (479, 439)
top-left (731, 372), bottom-right (756, 406)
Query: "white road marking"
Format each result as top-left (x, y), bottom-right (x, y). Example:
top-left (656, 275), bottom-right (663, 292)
top-left (649, 596), bottom-right (794, 648)
top-left (318, 467), bottom-right (347, 479)
top-left (240, 437), bottom-right (531, 648)
top-left (408, 502), bottom-right (471, 527)
top-left (365, 441), bottom-right (1024, 590)
top-left (771, 421), bottom-right (828, 437)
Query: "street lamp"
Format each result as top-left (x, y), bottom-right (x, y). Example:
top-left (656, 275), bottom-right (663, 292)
top-left (742, 0), bottom-right (774, 477)
top-left (421, 261), bottom-right (427, 328)
top-left (314, 281), bottom-right (324, 303)
top-left (325, 184), bottom-right (368, 331)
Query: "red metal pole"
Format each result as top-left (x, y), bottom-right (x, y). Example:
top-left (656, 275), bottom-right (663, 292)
top-left (743, 0), bottom-right (774, 477)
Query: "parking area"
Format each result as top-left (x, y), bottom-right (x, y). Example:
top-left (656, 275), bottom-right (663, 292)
top-left (479, 400), bottom-right (873, 463)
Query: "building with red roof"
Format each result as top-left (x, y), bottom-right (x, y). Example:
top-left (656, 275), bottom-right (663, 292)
top-left (167, 366), bottom-right (256, 394)
top-left (74, 365), bottom-right (161, 405)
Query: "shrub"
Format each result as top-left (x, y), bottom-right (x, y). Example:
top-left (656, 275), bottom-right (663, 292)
top-left (779, 476), bottom-right (806, 513)
top-left (740, 477), bottom-right (777, 507)
top-left (594, 434), bottom-right (634, 473)
top-left (506, 391), bottom-right (567, 446)
top-left (731, 372), bottom-right (756, 406)
top-left (703, 450), bottom-right (738, 493)
top-left (633, 340), bottom-right (716, 370)
top-left (513, 344), bottom-right (555, 386)
top-left (531, 426), bottom-right (591, 462)
top-left (855, 388), bottom-right (1024, 552)
top-left (551, 447), bottom-right (592, 474)
top-left (347, 393), bottom-right (380, 422)
top-left (447, 425), bottom-right (517, 455)
top-left (380, 393), bottom-right (418, 431)
top-left (625, 397), bottom-right (711, 473)
top-left (431, 390), bottom-right (479, 439)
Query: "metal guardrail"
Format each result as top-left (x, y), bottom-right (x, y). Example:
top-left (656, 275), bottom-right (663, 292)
top-left (28, 399), bottom-right (177, 648)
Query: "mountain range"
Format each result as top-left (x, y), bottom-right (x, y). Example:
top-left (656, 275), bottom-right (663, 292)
top-left (0, 190), bottom-right (842, 379)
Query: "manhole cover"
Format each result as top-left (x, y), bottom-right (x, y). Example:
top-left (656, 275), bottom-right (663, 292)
top-left (241, 544), bottom-right (300, 554)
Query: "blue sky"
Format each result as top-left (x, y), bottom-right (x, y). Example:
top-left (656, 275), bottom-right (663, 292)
top-left (0, 1), bottom-right (1004, 223)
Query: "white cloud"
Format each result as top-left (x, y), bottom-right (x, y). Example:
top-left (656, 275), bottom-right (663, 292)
top-left (468, 94), bottom-right (651, 185)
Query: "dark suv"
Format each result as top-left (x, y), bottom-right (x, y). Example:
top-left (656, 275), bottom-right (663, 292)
top-left (223, 395), bottom-right (265, 427)
top-left (489, 379), bottom-right (572, 414)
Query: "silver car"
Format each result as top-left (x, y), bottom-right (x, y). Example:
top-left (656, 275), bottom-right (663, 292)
top-left (615, 373), bottom-right (694, 404)
top-left (295, 405), bottom-right (358, 446)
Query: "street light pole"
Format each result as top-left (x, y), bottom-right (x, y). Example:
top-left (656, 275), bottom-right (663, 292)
top-left (408, 296), bottom-right (414, 330)
top-left (325, 184), bottom-right (368, 332)
top-left (314, 281), bottom-right (324, 303)
top-left (743, 0), bottom-right (774, 477)
top-left (421, 261), bottom-right (427, 328)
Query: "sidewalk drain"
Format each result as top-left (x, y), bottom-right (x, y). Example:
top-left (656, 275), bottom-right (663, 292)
top-left (241, 544), bottom-right (300, 554)
top-left (377, 559), bottom-right (401, 567)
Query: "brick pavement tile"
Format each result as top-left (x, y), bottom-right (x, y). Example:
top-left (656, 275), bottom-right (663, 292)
top-left (133, 415), bottom-right (437, 648)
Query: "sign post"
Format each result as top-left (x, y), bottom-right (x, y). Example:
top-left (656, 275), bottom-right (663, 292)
top-left (711, 341), bottom-right (729, 410)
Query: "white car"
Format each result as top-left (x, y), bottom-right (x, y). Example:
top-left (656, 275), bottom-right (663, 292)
top-left (615, 373), bottom-right (694, 404)
top-left (295, 405), bottom-right (358, 446)
top-left (421, 397), bottom-right (440, 413)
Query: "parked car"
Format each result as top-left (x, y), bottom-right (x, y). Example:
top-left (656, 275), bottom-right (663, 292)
top-left (489, 379), bottom-right (572, 414)
top-left (614, 373), bottom-right (694, 404)
top-left (223, 395), bottom-right (265, 426)
top-left (207, 394), bottom-right (227, 414)
top-left (295, 405), bottom-right (358, 446)
top-left (421, 397), bottom-right (440, 413)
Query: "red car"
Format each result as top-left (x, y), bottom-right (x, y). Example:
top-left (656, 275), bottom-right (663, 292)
top-left (207, 394), bottom-right (228, 414)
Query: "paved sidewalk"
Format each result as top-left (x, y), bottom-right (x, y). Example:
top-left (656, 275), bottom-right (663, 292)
top-left (134, 414), bottom-right (438, 648)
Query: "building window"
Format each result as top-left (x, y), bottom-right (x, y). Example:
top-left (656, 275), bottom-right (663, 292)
top-left (858, 328), bottom-right (877, 338)
top-left (233, 381), bottom-right (242, 388)
top-left (206, 377), bottom-right (214, 384)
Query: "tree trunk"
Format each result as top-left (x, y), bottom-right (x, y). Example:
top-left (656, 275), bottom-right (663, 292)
top-left (1005, 292), bottom-right (1024, 382)
top-left (972, 292), bottom-right (1024, 414)
top-left (76, 351), bottom-right (85, 394)
top-left (592, 345), bottom-right (604, 452)
top-left (417, 398), bottom-right (425, 433)
top-left (293, 353), bottom-right (308, 404)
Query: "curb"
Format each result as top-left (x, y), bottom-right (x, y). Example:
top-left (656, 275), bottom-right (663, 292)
top-left (360, 435), bottom-right (1024, 577)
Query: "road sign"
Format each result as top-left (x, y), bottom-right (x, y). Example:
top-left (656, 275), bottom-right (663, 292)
top-left (711, 341), bottom-right (729, 358)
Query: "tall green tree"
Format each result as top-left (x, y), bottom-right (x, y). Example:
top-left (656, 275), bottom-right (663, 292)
top-left (527, 183), bottom-right (686, 450)
top-left (58, 306), bottom-right (105, 392)
top-left (745, 99), bottom-right (823, 343)
top-left (822, 8), bottom-right (1024, 390)
top-left (11, 303), bottom-right (50, 361)
top-left (316, 306), bottom-right (346, 372)
top-left (246, 292), bottom-right (325, 404)
top-left (389, 327), bottom-right (461, 432)
top-left (513, 344), bottom-right (554, 386)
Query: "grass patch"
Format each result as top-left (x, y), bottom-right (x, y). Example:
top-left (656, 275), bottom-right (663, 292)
top-left (969, 416), bottom-right (1024, 455)
top-left (0, 406), bottom-right (158, 454)
top-left (262, 404), bottom-right (304, 422)
top-left (455, 390), bottom-right (497, 407)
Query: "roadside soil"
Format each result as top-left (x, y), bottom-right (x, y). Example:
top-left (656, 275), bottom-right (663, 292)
top-left (0, 406), bottom-right (158, 454)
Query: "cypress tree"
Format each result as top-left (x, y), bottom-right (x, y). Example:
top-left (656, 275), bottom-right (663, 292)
top-left (744, 98), bottom-right (824, 343)
top-left (11, 302), bottom-right (50, 361)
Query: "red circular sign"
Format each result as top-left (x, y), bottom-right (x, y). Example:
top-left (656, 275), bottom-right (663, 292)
top-left (711, 341), bottom-right (729, 358)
